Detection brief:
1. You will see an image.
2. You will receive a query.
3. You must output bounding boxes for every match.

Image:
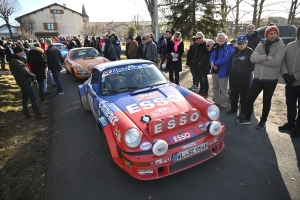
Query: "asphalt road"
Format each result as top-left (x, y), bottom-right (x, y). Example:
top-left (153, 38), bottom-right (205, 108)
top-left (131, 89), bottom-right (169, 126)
top-left (45, 68), bottom-right (300, 200)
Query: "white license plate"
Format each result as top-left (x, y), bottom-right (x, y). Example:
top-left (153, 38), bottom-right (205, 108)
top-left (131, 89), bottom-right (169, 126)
top-left (173, 142), bottom-right (209, 162)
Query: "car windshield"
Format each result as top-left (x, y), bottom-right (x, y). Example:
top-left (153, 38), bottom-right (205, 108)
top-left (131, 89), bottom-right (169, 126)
top-left (71, 48), bottom-right (100, 60)
top-left (54, 44), bottom-right (65, 50)
top-left (100, 63), bottom-right (168, 95)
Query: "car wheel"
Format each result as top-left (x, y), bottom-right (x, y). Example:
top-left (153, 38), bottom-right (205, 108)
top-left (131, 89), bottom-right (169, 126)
top-left (97, 124), bottom-right (115, 164)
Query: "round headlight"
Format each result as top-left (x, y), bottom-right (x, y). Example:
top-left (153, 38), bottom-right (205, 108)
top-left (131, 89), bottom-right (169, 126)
top-left (124, 128), bottom-right (142, 148)
top-left (76, 65), bottom-right (83, 72)
top-left (207, 105), bottom-right (220, 121)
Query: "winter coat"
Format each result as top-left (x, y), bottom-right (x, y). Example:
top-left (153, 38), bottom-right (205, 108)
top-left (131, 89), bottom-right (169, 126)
top-left (46, 45), bottom-right (63, 71)
top-left (27, 47), bottom-right (47, 80)
top-left (250, 38), bottom-right (285, 80)
top-left (5, 45), bottom-right (13, 62)
top-left (40, 42), bottom-right (48, 51)
top-left (229, 47), bottom-right (254, 83)
top-left (9, 55), bottom-right (36, 87)
top-left (103, 38), bottom-right (112, 60)
top-left (165, 40), bottom-right (184, 72)
top-left (145, 41), bottom-right (157, 62)
top-left (246, 31), bottom-right (261, 50)
top-left (193, 42), bottom-right (210, 76)
top-left (280, 40), bottom-right (300, 86)
top-left (210, 43), bottom-right (234, 78)
top-left (128, 40), bottom-right (138, 58)
top-left (108, 44), bottom-right (120, 61)
top-left (84, 38), bottom-right (90, 47)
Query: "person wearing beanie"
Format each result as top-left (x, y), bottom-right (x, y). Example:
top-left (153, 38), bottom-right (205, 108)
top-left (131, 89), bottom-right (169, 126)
top-left (108, 39), bottom-right (120, 61)
top-left (27, 42), bottom-right (48, 103)
top-left (9, 46), bottom-right (47, 119)
top-left (45, 39), bottom-right (64, 96)
top-left (236, 25), bottom-right (285, 131)
top-left (279, 25), bottom-right (300, 138)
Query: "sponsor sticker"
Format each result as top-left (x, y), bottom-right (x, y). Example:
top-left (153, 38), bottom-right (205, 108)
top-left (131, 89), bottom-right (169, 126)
top-left (169, 132), bottom-right (195, 143)
top-left (155, 156), bottom-right (172, 165)
top-left (140, 142), bottom-right (152, 151)
top-left (150, 107), bottom-right (178, 118)
top-left (99, 116), bottom-right (107, 126)
top-left (181, 141), bottom-right (197, 150)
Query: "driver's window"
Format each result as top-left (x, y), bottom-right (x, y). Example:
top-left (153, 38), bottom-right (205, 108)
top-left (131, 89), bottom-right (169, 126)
top-left (91, 69), bottom-right (99, 84)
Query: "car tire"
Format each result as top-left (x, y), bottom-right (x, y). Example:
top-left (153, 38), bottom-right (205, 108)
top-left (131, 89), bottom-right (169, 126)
top-left (97, 124), bottom-right (115, 165)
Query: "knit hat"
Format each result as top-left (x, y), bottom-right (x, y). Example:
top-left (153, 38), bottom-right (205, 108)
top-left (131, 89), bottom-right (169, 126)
top-left (127, 35), bottom-right (133, 40)
top-left (264, 26), bottom-right (279, 38)
top-left (13, 46), bottom-right (23, 54)
top-left (297, 25), bottom-right (300, 39)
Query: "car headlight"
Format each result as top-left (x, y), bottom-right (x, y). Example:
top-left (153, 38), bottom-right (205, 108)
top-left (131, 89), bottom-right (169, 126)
top-left (124, 128), bottom-right (142, 148)
top-left (207, 105), bottom-right (220, 121)
top-left (76, 65), bottom-right (84, 72)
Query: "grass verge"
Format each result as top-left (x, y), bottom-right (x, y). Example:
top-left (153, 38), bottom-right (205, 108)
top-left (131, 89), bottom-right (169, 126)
top-left (0, 64), bottom-right (52, 200)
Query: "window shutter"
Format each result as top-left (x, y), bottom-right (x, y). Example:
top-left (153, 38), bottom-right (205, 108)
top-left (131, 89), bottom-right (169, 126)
top-left (54, 23), bottom-right (58, 30)
top-left (50, 9), bottom-right (54, 14)
top-left (43, 23), bottom-right (47, 30)
top-left (61, 10), bottom-right (64, 14)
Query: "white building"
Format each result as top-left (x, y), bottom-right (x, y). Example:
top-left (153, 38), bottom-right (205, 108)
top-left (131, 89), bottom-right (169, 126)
top-left (15, 3), bottom-right (86, 39)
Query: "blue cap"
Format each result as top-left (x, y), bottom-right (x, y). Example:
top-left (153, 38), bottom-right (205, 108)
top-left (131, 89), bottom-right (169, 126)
top-left (237, 35), bottom-right (247, 43)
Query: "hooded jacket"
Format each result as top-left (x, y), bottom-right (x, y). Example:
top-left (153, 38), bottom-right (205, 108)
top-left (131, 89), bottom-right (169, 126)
top-left (250, 38), bottom-right (285, 80)
top-left (27, 47), bottom-right (47, 80)
top-left (210, 43), bottom-right (234, 78)
top-left (9, 55), bottom-right (36, 87)
top-left (246, 31), bottom-right (261, 50)
top-left (280, 39), bottom-right (300, 86)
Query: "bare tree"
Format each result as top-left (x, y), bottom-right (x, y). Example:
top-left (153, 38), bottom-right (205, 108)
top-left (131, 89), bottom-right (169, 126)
top-left (19, 17), bottom-right (36, 38)
top-left (144, 0), bottom-right (156, 34)
top-left (0, 0), bottom-right (21, 38)
top-left (288, 0), bottom-right (300, 24)
top-left (80, 22), bottom-right (103, 36)
top-left (132, 14), bottom-right (144, 34)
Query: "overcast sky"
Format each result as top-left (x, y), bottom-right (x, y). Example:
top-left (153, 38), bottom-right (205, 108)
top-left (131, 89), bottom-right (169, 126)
top-left (3, 0), bottom-right (296, 25)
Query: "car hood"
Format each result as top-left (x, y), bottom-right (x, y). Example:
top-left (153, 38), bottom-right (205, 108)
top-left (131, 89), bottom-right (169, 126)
top-left (74, 57), bottom-right (108, 68)
top-left (109, 86), bottom-right (201, 137)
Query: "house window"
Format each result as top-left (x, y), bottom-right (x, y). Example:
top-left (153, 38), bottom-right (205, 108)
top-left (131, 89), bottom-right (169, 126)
top-left (50, 9), bottom-right (64, 14)
top-left (43, 23), bottom-right (58, 30)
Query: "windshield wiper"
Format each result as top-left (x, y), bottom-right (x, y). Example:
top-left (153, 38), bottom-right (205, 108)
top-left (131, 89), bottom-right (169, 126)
top-left (119, 86), bottom-right (139, 91)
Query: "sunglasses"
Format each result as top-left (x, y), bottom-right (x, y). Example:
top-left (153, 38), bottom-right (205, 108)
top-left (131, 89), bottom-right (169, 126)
top-left (196, 37), bottom-right (202, 40)
top-left (238, 42), bottom-right (246, 45)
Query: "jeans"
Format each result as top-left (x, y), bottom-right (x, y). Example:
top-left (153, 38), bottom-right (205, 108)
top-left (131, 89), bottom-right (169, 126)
top-left (43, 78), bottom-right (47, 92)
top-left (51, 70), bottom-right (63, 92)
top-left (37, 79), bottom-right (45, 101)
top-left (285, 84), bottom-right (300, 129)
top-left (20, 84), bottom-right (39, 115)
top-left (198, 75), bottom-right (209, 94)
top-left (244, 78), bottom-right (277, 122)
top-left (0, 56), bottom-right (5, 70)
top-left (47, 70), bottom-right (56, 85)
top-left (229, 80), bottom-right (250, 114)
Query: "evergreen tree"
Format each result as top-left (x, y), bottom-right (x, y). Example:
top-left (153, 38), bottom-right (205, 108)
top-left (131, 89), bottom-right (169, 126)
top-left (199, 2), bottom-right (221, 39)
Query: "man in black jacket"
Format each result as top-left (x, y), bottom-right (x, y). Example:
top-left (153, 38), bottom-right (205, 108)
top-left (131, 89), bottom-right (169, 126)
top-left (27, 43), bottom-right (48, 103)
top-left (246, 24), bottom-right (261, 50)
top-left (46, 39), bottom-right (64, 96)
top-left (9, 46), bottom-right (47, 119)
top-left (226, 35), bottom-right (254, 117)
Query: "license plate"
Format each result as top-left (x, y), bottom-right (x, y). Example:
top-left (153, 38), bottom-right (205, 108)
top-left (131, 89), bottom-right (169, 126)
top-left (173, 142), bottom-right (209, 162)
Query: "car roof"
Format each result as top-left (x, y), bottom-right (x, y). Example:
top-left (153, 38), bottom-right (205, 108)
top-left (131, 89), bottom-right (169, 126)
top-left (94, 59), bottom-right (154, 71)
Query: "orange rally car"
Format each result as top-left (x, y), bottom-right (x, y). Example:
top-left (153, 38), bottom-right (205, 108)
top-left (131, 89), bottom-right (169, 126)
top-left (64, 47), bottom-right (110, 81)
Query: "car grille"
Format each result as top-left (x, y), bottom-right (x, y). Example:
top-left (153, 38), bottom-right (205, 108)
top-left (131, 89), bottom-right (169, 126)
top-left (169, 150), bottom-right (211, 173)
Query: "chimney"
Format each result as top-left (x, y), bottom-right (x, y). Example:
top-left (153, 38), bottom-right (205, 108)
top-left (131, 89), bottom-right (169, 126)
top-left (63, 4), bottom-right (66, 7)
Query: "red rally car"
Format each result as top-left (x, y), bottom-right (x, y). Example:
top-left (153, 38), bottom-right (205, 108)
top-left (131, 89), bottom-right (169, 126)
top-left (78, 59), bottom-right (225, 180)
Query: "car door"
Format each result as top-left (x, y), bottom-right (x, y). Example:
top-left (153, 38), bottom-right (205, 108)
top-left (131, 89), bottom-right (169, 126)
top-left (87, 69), bottom-right (101, 119)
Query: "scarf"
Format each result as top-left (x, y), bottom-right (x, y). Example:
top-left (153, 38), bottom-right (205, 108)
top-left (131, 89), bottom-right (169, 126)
top-left (173, 39), bottom-right (181, 52)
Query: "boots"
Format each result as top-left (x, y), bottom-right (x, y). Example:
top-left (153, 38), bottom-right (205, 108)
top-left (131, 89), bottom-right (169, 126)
top-left (35, 112), bottom-right (48, 119)
top-left (24, 113), bottom-right (33, 119)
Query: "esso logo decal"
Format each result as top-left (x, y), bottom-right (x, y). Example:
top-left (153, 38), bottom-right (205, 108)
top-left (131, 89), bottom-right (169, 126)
top-left (170, 132), bottom-right (192, 143)
top-left (140, 142), bottom-right (152, 151)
